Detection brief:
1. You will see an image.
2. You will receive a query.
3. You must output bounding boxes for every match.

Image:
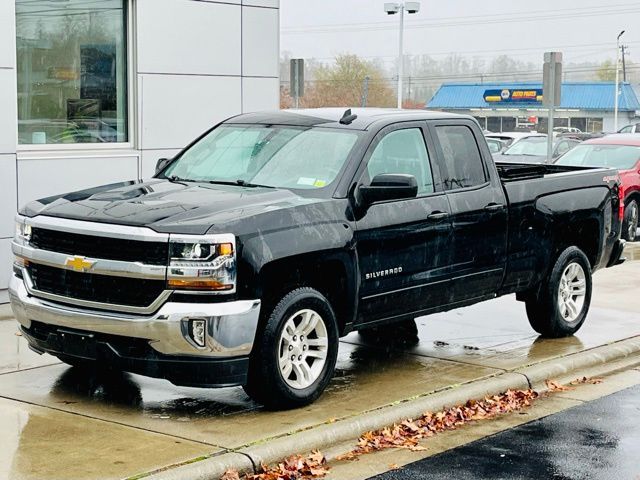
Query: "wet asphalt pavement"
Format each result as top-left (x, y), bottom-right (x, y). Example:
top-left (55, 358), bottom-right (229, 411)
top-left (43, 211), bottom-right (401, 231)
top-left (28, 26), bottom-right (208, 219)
top-left (370, 384), bottom-right (640, 480)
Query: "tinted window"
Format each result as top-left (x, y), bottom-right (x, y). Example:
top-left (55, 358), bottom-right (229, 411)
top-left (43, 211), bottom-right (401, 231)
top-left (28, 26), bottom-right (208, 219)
top-left (366, 129), bottom-right (434, 195)
top-left (435, 126), bottom-right (486, 190)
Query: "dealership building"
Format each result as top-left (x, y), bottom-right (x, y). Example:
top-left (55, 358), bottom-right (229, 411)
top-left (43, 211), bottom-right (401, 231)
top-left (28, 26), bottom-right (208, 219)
top-left (428, 81), bottom-right (640, 134)
top-left (0, 0), bottom-right (280, 302)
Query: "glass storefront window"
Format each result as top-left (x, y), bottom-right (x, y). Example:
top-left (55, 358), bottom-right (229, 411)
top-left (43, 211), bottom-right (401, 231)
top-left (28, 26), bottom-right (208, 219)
top-left (16, 0), bottom-right (127, 145)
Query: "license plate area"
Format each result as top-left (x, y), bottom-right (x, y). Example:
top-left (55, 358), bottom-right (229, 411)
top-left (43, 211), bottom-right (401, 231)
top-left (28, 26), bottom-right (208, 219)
top-left (58, 328), bottom-right (97, 359)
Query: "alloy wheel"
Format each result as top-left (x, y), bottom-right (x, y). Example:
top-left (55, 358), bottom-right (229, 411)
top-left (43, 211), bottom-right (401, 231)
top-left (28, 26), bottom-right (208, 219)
top-left (278, 309), bottom-right (329, 389)
top-left (557, 262), bottom-right (587, 323)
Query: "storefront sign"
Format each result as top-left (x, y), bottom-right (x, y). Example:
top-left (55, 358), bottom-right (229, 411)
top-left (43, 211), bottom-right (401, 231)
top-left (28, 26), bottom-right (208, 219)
top-left (484, 89), bottom-right (543, 104)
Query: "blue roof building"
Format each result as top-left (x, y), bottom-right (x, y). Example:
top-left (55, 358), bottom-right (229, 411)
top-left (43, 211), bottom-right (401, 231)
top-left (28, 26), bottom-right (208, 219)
top-left (427, 82), bottom-right (640, 133)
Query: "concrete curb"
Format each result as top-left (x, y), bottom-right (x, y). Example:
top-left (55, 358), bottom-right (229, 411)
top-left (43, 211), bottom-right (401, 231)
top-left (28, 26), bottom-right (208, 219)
top-left (146, 335), bottom-right (640, 480)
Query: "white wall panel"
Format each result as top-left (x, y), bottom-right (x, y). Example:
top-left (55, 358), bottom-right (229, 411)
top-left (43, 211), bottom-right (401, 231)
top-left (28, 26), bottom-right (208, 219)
top-left (242, 6), bottom-right (279, 77)
top-left (140, 74), bottom-right (241, 150)
top-left (0, 70), bottom-right (17, 154)
top-left (243, 77), bottom-right (279, 112)
top-left (141, 149), bottom-right (182, 179)
top-left (0, 238), bottom-right (12, 292)
top-left (137, 0), bottom-right (241, 76)
top-left (0, 155), bottom-right (17, 238)
top-left (242, 0), bottom-right (278, 8)
top-left (0, 1), bottom-right (15, 68)
top-left (17, 154), bottom-right (139, 207)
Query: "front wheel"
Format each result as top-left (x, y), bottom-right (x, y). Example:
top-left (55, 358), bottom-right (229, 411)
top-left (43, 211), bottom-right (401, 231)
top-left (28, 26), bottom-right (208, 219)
top-left (243, 288), bottom-right (339, 410)
top-left (623, 199), bottom-right (638, 242)
top-left (525, 246), bottom-right (592, 338)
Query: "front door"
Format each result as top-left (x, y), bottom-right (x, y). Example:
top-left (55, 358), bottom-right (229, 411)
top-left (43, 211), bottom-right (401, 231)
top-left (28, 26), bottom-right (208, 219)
top-left (354, 124), bottom-right (454, 324)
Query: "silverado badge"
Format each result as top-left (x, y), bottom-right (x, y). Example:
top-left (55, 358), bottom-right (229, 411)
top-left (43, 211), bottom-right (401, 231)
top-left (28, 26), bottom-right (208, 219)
top-left (65, 255), bottom-right (96, 272)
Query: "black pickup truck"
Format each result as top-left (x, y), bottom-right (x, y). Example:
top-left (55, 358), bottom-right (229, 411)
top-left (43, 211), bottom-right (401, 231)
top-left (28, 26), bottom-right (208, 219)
top-left (10, 109), bottom-right (626, 409)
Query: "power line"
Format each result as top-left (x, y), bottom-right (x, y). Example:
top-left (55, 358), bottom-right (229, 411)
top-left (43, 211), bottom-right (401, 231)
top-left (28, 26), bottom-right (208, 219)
top-left (282, 2), bottom-right (639, 32)
top-left (282, 5), bottom-right (640, 34)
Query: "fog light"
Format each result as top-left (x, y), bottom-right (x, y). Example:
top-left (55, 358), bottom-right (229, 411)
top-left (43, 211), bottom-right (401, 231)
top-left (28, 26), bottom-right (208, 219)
top-left (189, 318), bottom-right (207, 348)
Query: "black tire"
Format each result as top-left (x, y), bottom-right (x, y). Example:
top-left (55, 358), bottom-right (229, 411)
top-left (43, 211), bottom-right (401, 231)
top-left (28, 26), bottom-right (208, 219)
top-left (623, 199), bottom-right (638, 242)
top-left (525, 246), bottom-right (592, 338)
top-left (243, 287), bottom-right (339, 410)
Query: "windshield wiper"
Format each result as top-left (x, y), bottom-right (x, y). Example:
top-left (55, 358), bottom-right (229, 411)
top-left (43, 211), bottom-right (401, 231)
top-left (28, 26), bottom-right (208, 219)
top-left (166, 175), bottom-right (196, 183)
top-left (205, 179), bottom-right (275, 189)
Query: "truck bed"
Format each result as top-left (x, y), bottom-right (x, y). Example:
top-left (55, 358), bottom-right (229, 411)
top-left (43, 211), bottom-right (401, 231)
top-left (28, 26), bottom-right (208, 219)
top-left (495, 162), bottom-right (605, 182)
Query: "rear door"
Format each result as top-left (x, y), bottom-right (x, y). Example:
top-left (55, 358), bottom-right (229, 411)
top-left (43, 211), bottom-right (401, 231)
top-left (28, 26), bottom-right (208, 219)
top-left (354, 123), bottom-right (453, 323)
top-left (429, 120), bottom-right (508, 302)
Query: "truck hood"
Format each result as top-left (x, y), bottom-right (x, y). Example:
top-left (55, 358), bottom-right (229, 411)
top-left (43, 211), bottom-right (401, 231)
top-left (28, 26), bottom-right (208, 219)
top-left (21, 179), bottom-right (323, 235)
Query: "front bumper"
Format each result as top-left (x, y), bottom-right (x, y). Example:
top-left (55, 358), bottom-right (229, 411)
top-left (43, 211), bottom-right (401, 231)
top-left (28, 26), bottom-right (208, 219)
top-left (9, 274), bottom-right (261, 387)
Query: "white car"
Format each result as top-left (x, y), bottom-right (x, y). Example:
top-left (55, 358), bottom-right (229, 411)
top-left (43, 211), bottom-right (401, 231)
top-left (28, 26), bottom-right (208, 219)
top-left (485, 131), bottom-right (545, 148)
top-left (618, 123), bottom-right (640, 134)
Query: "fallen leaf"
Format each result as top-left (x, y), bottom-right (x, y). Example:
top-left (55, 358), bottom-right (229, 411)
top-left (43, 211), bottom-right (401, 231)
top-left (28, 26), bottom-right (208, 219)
top-left (220, 469), bottom-right (240, 480)
top-left (570, 376), bottom-right (603, 385)
top-left (389, 463), bottom-right (401, 470)
top-left (545, 379), bottom-right (572, 392)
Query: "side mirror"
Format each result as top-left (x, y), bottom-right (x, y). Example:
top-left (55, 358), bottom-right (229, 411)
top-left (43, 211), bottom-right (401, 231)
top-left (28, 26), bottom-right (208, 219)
top-left (155, 157), bottom-right (174, 175)
top-left (357, 173), bottom-right (418, 207)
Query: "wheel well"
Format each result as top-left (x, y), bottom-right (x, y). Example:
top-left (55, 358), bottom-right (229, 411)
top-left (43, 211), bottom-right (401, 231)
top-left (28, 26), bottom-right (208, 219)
top-left (625, 191), bottom-right (640, 208)
top-left (258, 257), bottom-right (353, 334)
top-left (555, 219), bottom-right (599, 268)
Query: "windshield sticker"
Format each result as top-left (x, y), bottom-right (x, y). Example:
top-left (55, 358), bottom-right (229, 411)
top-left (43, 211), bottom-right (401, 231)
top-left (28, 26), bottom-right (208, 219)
top-left (313, 180), bottom-right (327, 187)
top-left (297, 177), bottom-right (316, 186)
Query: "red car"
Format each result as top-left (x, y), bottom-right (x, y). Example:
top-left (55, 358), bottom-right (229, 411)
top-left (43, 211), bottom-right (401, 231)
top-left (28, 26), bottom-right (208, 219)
top-left (555, 134), bottom-right (640, 241)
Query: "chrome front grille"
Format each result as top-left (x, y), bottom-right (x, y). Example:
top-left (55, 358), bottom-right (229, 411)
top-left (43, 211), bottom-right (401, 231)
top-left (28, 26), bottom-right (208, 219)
top-left (14, 216), bottom-right (172, 314)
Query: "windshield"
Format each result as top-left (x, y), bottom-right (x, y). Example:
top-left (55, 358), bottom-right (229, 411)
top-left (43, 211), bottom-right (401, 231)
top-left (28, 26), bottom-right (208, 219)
top-left (163, 125), bottom-right (360, 190)
top-left (556, 144), bottom-right (640, 170)
top-left (502, 136), bottom-right (547, 156)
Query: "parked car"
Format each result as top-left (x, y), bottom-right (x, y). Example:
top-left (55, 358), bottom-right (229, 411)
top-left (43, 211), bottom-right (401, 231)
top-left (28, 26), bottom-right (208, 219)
top-left (485, 137), bottom-right (507, 154)
top-left (10, 108), bottom-right (626, 409)
top-left (618, 123), bottom-right (640, 134)
top-left (485, 131), bottom-right (543, 148)
top-left (555, 133), bottom-right (640, 241)
top-left (554, 126), bottom-right (582, 134)
top-left (494, 135), bottom-right (581, 163)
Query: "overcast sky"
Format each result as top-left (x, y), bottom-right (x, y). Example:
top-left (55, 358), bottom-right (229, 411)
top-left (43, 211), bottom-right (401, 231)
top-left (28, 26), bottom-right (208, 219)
top-left (280, 0), bottom-right (640, 69)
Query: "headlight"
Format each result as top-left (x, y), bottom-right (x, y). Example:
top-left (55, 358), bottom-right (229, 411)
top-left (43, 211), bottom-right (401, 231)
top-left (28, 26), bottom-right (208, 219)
top-left (167, 235), bottom-right (236, 292)
top-left (15, 219), bottom-right (31, 243)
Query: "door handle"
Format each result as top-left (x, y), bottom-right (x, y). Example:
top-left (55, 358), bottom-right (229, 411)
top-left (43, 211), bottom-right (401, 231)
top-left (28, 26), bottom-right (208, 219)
top-left (427, 211), bottom-right (449, 221)
top-left (484, 203), bottom-right (505, 212)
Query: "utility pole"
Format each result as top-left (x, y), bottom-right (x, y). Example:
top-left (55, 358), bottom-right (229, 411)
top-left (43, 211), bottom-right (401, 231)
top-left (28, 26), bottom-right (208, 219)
top-left (361, 76), bottom-right (370, 108)
top-left (614, 30), bottom-right (625, 132)
top-left (621, 44), bottom-right (628, 82)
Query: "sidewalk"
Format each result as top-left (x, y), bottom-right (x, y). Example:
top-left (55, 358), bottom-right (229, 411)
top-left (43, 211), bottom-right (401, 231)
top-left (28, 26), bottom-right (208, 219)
top-left (1, 244), bottom-right (639, 480)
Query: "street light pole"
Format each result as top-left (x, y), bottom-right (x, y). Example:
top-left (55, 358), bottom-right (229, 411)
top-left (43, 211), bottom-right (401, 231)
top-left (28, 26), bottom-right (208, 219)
top-left (397, 4), bottom-right (404, 109)
top-left (614, 30), bottom-right (625, 133)
top-left (385, 2), bottom-right (420, 109)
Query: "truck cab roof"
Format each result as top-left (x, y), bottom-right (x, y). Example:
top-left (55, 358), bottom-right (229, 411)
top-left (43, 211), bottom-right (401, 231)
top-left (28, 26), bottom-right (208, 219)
top-left (224, 108), bottom-right (471, 131)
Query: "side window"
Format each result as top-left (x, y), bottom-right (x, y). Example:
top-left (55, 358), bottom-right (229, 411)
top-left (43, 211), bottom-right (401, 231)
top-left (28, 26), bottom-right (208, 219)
top-left (620, 125), bottom-right (632, 133)
top-left (366, 128), bottom-right (434, 195)
top-left (435, 125), bottom-right (487, 190)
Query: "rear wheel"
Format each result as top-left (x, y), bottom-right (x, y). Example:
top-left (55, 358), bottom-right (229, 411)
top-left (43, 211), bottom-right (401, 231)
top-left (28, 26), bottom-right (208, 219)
top-left (244, 288), bottom-right (339, 410)
top-left (525, 246), bottom-right (592, 338)
top-left (623, 199), bottom-right (638, 242)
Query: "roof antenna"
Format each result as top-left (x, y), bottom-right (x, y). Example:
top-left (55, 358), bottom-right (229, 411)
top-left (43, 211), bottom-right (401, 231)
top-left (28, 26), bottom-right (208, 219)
top-left (339, 108), bottom-right (358, 125)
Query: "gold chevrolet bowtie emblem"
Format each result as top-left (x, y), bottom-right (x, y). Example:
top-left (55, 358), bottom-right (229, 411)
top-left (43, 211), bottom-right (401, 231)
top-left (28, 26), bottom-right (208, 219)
top-left (65, 256), bottom-right (95, 272)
